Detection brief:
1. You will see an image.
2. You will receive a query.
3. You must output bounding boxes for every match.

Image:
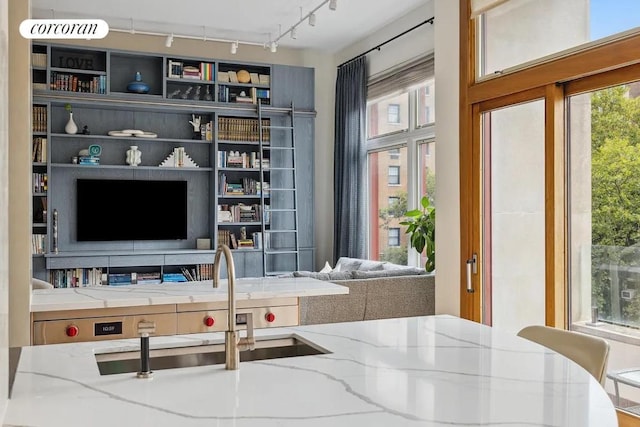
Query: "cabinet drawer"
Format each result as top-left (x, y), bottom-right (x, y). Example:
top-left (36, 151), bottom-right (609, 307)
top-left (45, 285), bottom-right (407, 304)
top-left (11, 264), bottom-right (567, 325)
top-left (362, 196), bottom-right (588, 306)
top-left (177, 310), bottom-right (228, 334)
top-left (109, 255), bottom-right (165, 267)
top-left (32, 313), bottom-right (177, 345)
top-left (47, 256), bottom-right (109, 269)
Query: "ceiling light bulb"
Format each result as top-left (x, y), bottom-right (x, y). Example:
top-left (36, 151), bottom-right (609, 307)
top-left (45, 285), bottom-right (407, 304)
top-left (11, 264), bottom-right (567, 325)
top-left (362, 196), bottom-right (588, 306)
top-left (165, 34), bottom-right (173, 48)
top-left (290, 27), bottom-right (297, 39)
top-left (329, 0), bottom-right (337, 11)
top-left (230, 41), bottom-right (238, 54)
top-left (270, 42), bottom-right (277, 53)
top-left (308, 13), bottom-right (316, 26)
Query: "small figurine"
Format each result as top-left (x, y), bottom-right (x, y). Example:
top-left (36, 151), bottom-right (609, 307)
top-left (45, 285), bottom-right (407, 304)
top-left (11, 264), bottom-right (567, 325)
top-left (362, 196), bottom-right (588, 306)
top-left (188, 114), bottom-right (201, 139)
top-left (203, 86), bottom-right (213, 102)
top-left (81, 125), bottom-right (90, 135)
top-left (180, 86), bottom-right (193, 100)
top-left (168, 89), bottom-right (181, 99)
top-left (193, 85), bottom-right (202, 101)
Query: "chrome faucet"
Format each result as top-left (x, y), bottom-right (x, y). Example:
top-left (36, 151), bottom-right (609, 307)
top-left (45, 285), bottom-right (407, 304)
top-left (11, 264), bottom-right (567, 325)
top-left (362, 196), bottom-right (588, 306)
top-left (213, 244), bottom-right (255, 370)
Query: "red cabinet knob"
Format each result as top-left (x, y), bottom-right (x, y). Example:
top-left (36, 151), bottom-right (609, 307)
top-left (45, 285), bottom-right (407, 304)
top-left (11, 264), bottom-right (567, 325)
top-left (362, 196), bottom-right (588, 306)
top-left (204, 316), bottom-right (215, 327)
top-left (66, 325), bottom-right (79, 337)
top-left (265, 312), bottom-right (276, 323)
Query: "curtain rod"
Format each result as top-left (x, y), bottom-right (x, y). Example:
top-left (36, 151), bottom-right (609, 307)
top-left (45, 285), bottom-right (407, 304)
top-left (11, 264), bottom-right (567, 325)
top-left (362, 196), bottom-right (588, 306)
top-left (337, 16), bottom-right (435, 69)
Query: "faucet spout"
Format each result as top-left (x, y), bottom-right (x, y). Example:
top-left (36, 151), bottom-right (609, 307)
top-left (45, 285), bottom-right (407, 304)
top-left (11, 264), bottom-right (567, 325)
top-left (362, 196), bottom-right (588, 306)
top-left (213, 244), bottom-right (255, 370)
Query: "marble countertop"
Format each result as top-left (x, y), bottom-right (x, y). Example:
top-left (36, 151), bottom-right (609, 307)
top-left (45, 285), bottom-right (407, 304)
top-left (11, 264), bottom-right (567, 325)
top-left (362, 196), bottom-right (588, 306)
top-left (31, 277), bottom-right (349, 312)
top-left (5, 315), bottom-right (617, 426)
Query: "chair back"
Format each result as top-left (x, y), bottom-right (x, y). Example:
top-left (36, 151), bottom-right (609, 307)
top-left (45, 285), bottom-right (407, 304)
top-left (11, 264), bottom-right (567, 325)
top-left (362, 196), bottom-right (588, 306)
top-left (517, 325), bottom-right (610, 387)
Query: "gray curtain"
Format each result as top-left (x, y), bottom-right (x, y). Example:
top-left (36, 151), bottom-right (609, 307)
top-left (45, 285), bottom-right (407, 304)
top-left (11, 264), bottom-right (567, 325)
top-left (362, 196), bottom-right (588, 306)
top-left (333, 56), bottom-right (367, 262)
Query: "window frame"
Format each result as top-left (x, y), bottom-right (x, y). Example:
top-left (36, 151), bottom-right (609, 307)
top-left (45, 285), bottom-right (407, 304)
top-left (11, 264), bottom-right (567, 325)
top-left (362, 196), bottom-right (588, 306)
top-left (388, 227), bottom-right (401, 247)
top-left (387, 103), bottom-right (401, 124)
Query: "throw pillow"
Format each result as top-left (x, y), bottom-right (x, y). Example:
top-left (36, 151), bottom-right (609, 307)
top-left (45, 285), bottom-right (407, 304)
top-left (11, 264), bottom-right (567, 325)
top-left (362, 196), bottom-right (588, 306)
top-left (319, 261), bottom-right (332, 273)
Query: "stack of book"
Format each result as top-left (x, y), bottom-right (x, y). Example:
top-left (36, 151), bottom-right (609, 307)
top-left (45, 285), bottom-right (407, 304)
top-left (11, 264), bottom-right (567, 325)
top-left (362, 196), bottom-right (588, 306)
top-left (79, 155), bottom-right (100, 166)
top-left (108, 273), bottom-right (134, 286)
top-left (237, 239), bottom-right (254, 249)
top-left (162, 272), bottom-right (187, 283)
top-left (182, 66), bottom-right (201, 79)
top-left (136, 272), bottom-right (162, 284)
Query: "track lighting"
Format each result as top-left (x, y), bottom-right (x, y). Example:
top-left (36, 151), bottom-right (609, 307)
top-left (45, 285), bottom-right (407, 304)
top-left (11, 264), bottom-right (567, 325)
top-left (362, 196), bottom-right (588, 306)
top-left (329, 0), bottom-right (337, 11)
top-left (230, 41), bottom-right (238, 54)
top-left (165, 34), bottom-right (173, 48)
top-left (270, 41), bottom-right (277, 53)
top-left (308, 13), bottom-right (316, 26)
top-left (290, 27), bottom-right (297, 39)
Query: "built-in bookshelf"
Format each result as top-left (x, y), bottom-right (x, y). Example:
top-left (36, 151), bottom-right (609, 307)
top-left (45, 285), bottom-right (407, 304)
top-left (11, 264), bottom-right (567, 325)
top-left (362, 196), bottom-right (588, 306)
top-left (30, 42), bottom-right (314, 283)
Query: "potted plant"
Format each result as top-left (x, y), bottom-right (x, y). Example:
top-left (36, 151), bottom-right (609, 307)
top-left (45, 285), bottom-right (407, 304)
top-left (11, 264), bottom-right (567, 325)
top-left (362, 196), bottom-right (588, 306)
top-left (400, 196), bottom-right (435, 272)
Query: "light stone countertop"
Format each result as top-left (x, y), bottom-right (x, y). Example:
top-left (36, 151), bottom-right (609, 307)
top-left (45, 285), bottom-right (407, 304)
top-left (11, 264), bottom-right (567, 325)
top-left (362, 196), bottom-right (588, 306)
top-left (4, 315), bottom-right (617, 426)
top-left (31, 277), bottom-right (349, 312)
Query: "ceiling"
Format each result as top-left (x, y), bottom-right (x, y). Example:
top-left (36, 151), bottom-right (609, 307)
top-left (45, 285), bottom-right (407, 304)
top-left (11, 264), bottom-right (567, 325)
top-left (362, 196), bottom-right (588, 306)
top-left (31, 0), bottom-right (431, 53)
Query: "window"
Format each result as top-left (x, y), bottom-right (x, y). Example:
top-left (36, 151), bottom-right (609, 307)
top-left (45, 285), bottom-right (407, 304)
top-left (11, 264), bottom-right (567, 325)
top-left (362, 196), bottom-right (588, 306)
top-left (366, 55), bottom-right (435, 267)
top-left (388, 228), bottom-right (400, 247)
top-left (476, 0), bottom-right (640, 80)
top-left (388, 104), bottom-right (400, 124)
top-left (388, 166), bottom-right (400, 185)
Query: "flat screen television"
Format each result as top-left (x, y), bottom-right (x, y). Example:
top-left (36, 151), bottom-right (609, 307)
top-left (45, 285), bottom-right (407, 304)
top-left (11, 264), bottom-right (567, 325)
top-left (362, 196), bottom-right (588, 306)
top-left (76, 179), bottom-right (188, 241)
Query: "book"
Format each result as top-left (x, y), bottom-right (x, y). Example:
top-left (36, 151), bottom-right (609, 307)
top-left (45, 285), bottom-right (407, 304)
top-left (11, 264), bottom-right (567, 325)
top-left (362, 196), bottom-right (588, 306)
top-left (250, 72), bottom-right (260, 84)
top-left (228, 71), bottom-right (239, 83)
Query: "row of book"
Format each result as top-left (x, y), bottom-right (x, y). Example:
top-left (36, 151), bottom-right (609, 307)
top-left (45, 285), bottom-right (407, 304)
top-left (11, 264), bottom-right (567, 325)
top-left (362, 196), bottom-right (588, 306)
top-left (32, 137), bottom-right (47, 162)
top-left (218, 151), bottom-right (269, 169)
top-left (33, 173), bottom-right (47, 193)
top-left (218, 86), bottom-right (271, 105)
top-left (167, 60), bottom-right (215, 81)
top-left (32, 52), bottom-right (47, 68)
top-left (32, 234), bottom-right (46, 255)
top-left (48, 267), bottom-right (104, 288)
top-left (32, 106), bottom-right (47, 133)
top-left (50, 72), bottom-right (106, 94)
top-left (78, 155), bottom-right (100, 166)
top-left (218, 71), bottom-right (269, 85)
top-left (108, 272), bottom-right (162, 286)
top-left (218, 117), bottom-right (270, 142)
top-left (219, 174), bottom-right (269, 196)
top-left (217, 203), bottom-right (266, 223)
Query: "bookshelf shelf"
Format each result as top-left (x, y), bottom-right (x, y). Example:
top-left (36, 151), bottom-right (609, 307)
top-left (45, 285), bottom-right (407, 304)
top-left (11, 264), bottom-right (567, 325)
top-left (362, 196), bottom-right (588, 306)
top-left (30, 42), bottom-right (314, 285)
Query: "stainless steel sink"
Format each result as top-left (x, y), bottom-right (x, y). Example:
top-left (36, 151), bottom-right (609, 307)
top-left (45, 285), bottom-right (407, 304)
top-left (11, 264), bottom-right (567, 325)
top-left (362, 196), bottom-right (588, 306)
top-left (95, 334), bottom-right (330, 376)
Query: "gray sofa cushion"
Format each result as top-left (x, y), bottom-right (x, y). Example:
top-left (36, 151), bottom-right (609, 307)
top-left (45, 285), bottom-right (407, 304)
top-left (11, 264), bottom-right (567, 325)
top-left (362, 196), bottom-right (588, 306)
top-left (293, 270), bottom-right (354, 280)
top-left (351, 268), bottom-right (426, 279)
top-left (333, 257), bottom-right (385, 272)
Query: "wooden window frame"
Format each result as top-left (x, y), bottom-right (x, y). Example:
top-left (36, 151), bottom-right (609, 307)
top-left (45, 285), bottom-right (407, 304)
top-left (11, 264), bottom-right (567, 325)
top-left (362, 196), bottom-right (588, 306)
top-left (460, 0), bottom-right (640, 420)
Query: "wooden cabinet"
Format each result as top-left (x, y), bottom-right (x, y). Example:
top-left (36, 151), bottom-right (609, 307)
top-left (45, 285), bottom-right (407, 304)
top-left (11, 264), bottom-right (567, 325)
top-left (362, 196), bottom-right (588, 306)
top-left (30, 43), bottom-right (315, 285)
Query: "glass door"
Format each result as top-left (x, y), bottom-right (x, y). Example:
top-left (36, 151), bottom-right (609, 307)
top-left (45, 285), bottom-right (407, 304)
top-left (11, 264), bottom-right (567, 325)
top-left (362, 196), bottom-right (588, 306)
top-left (480, 99), bottom-right (546, 333)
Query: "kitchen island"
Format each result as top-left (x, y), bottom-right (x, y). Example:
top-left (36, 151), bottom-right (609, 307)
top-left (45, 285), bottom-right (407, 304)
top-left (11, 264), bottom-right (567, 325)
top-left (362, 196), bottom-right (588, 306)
top-left (6, 315), bottom-right (616, 426)
top-left (30, 277), bottom-right (349, 344)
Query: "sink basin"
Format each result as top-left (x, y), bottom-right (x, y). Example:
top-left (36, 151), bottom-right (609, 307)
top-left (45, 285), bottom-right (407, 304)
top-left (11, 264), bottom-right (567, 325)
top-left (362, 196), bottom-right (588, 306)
top-left (95, 334), bottom-right (330, 376)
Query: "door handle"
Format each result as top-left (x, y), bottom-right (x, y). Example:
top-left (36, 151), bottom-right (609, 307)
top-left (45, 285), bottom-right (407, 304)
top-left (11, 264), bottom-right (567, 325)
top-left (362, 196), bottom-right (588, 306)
top-left (466, 253), bottom-right (477, 293)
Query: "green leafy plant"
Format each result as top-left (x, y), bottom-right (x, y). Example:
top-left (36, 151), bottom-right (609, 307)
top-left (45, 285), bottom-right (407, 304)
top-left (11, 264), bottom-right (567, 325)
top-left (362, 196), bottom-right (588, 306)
top-left (64, 103), bottom-right (72, 113)
top-left (400, 196), bottom-right (435, 272)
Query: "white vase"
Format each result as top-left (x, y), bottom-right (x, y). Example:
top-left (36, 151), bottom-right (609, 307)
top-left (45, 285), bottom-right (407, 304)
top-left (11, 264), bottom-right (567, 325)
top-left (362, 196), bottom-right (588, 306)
top-left (126, 145), bottom-right (142, 166)
top-left (65, 112), bottom-right (78, 134)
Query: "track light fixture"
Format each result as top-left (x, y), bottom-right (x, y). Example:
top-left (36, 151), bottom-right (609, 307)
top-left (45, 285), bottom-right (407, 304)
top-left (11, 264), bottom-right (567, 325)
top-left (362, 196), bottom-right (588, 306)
top-left (270, 41), bottom-right (277, 53)
top-left (165, 34), bottom-right (173, 48)
top-left (230, 41), bottom-right (238, 54)
top-left (272, 0), bottom-right (338, 48)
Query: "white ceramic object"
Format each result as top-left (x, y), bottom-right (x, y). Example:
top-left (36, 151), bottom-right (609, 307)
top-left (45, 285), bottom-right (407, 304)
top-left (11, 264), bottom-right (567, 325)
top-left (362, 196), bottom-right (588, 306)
top-left (125, 145), bottom-right (142, 166)
top-left (65, 112), bottom-right (78, 134)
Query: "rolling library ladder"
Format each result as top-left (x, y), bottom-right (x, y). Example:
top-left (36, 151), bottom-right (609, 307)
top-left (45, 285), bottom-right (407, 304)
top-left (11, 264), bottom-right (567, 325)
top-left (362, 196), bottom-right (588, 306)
top-left (258, 102), bottom-right (300, 275)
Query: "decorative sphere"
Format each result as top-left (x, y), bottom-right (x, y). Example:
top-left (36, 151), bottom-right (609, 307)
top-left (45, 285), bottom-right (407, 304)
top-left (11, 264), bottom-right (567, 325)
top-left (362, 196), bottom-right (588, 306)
top-left (236, 69), bottom-right (251, 83)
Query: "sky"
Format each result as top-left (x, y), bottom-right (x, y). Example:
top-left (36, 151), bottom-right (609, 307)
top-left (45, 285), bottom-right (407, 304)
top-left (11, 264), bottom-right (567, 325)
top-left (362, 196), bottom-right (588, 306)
top-left (590, 0), bottom-right (640, 40)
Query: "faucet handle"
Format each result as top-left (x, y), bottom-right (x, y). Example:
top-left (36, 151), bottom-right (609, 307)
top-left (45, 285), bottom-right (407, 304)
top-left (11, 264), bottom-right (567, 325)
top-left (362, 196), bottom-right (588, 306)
top-left (238, 312), bottom-right (255, 351)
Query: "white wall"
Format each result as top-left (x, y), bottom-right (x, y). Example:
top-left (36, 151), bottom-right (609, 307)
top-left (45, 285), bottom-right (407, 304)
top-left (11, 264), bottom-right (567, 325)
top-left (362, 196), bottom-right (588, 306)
top-left (434, 0), bottom-right (461, 315)
top-left (0, 0), bottom-right (10, 419)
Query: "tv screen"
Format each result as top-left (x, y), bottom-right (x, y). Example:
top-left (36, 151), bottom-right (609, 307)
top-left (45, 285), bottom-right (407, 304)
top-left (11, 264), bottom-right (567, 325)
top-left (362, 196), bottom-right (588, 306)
top-left (77, 179), bottom-right (188, 241)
